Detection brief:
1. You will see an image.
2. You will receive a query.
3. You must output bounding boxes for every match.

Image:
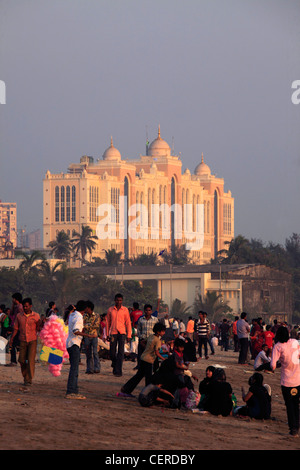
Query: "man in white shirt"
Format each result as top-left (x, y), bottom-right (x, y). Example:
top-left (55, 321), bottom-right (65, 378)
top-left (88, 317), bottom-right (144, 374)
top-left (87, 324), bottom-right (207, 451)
top-left (254, 344), bottom-right (272, 371)
top-left (66, 300), bottom-right (96, 399)
top-left (237, 312), bottom-right (250, 364)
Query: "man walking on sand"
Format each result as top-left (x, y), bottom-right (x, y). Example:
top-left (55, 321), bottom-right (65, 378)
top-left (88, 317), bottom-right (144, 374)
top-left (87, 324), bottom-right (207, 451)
top-left (106, 293), bottom-right (132, 377)
top-left (9, 297), bottom-right (42, 387)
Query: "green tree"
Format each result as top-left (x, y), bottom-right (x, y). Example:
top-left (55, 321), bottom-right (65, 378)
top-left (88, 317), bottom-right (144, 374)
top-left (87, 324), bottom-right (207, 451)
top-left (18, 250), bottom-right (46, 275)
top-left (48, 231), bottom-right (72, 261)
top-left (104, 248), bottom-right (123, 266)
top-left (170, 298), bottom-right (192, 322)
top-left (160, 245), bottom-right (191, 265)
top-left (71, 225), bottom-right (98, 263)
top-left (129, 252), bottom-right (158, 265)
top-left (193, 291), bottom-right (232, 322)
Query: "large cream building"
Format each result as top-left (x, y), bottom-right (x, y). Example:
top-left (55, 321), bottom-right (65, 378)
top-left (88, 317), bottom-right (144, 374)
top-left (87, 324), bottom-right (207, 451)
top-left (43, 127), bottom-right (234, 263)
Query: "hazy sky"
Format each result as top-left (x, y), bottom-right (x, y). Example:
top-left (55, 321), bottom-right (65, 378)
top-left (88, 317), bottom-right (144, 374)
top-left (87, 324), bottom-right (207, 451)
top-left (0, 0), bottom-right (299, 246)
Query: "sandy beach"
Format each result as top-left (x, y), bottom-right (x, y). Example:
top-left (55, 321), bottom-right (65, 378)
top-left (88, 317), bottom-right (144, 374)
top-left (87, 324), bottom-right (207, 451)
top-left (0, 345), bottom-right (299, 452)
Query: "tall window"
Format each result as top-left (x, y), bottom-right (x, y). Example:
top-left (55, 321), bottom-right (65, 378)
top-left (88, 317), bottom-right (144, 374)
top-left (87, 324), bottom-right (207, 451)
top-left (55, 186), bottom-right (59, 222)
top-left (140, 192), bottom-right (144, 226)
top-left (182, 189), bottom-right (185, 234)
top-left (159, 185), bottom-right (162, 229)
top-left (72, 186), bottom-right (76, 221)
top-left (61, 186), bottom-right (65, 222)
top-left (111, 187), bottom-right (120, 224)
top-left (223, 203), bottom-right (232, 235)
top-left (148, 188), bottom-right (152, 230)
top-left (214, 190), bottom-right (218, 256)
top-left (66, 186), bottom-right (70, 222)
top-left (152, 189), bottom-right (156, 227)
top-left (90, 186), bottom-right (100, 222)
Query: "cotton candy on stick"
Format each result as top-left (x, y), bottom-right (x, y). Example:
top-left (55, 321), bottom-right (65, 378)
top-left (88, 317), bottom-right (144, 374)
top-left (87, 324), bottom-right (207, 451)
top-left (39, 315), bottom-right (69, 377)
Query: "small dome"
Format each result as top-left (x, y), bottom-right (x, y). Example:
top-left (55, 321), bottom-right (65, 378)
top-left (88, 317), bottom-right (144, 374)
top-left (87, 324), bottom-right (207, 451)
top-left (103, 137), bottom-right (121, 161)
top-left (194, 153), bottom-right (211, 176)
top-left (148, 125), bottom-right (171, 157)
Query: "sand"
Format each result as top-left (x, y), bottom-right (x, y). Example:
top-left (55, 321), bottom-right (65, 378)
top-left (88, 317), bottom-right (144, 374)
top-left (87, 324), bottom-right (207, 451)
top-left (0, 345), bottom-right (299, 452)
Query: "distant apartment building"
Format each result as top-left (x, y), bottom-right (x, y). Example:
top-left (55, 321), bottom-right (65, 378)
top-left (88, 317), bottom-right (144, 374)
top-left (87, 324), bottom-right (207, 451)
top-left (43, 127), bottom-right (234, 263)
top-left (25, 229), bottom-right (42, 250)
top-left (0, 201), bottom-right (17, 258)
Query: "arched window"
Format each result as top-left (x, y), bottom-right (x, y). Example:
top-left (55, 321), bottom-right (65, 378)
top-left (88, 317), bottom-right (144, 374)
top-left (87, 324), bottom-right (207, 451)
top-left (214, 190), bottom-right (218, 256)
top-left (159, 185), bottom-right (162, 229)
top-left (192, 195), bottom-right (196, 232)
top-left (66, 186), bottom-right (70, 222)
top-left (124, 177), bottom-right (129, 259)
top-left (140, 192), bottom-right (144, 226)
top-left (171, 177), bottom-right (176, 247)
top-left (148, 188), bottom-right (152, 232)
top-left (61, 186), bottom-right (65, 221)
top-left (152, 189), bottom-right (155, 227)
top-left (72, 186), bottom-right (76, 221)
top-left (207, 201), bottom-right (210, 233)
top-left (55, 186), bottom-right (59, 222)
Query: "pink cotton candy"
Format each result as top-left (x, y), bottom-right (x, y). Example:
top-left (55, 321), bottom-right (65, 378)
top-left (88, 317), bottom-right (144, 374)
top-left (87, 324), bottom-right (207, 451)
top-left (39, 315), bottom-right (69, 377)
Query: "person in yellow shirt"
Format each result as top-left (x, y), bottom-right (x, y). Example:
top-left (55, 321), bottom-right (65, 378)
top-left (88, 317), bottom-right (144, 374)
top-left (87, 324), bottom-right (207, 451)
top-left (119, 323), bottom-right (166, 397)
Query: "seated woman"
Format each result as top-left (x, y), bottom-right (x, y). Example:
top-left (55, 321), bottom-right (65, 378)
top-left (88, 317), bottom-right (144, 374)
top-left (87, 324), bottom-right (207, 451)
top-left (235, 372), bottom-right (271, 420)
top-left (198, 366), bottom-right (215, 410)
top-left (202, 368), bottom-right (233, 417)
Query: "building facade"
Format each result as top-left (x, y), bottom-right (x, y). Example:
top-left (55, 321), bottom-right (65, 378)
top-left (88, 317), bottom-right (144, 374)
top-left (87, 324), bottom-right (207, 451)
top-left (0, 201), bottom-right (17, 258)
top-left (43, 127), bottom-right (234, 263)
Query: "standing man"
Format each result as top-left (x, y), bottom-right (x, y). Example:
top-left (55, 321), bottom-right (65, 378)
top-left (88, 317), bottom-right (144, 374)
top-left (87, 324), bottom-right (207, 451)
top-left (66, 300), bottom-right (95, 399)
top-left (237, 312), bottom-right (250, 365)
top-left (196, 311), bottom-right (209, 359)
top-left (83, 300), bottom-right (100, 375)
top-left (136, 304), bottom-right (158, 366)
top-left (9, 297), bottom-right (42, 387)
top-left (106, 293), bottom-right (132, 377)
top-left (203, 311), bottom-right (215, 356)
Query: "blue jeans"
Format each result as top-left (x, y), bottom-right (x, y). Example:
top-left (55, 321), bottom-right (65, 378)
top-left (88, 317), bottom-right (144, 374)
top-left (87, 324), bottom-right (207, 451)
top-left (84, 337), bottom-right (100, 373)
top-left (110, 333), bottom-right (126, 376)
top-left (67, 344), bottom-right (81, 395)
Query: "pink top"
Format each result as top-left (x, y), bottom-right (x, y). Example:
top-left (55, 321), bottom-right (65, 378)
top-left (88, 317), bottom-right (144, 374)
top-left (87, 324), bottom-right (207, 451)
top-left (270, 338), bottom-right (300, 387)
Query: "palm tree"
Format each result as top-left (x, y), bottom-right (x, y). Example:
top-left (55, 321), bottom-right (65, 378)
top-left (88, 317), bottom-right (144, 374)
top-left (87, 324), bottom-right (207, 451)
top-left (194, 291), bottom-right (232, 322)
top-left (104, 248), bottom-right (123, 266)
top-left (129, 252), bottom-right (158, 266)
top-left (216, 235), bottom-right (251, 264)
top-left (34, 259), bottom-right (65, 304)
top-left (71, 225), bottom-right (98, 263)
top-left (18, 250), bottom-right (46, 275)
top-left (160, 245), bottom-right (191, 265)
top-left (53, 264), bottom-right (81, 308)
top-left (48, 231), bottom-right (72, 261)
top-left (171, 298), bottom-right (192, 321)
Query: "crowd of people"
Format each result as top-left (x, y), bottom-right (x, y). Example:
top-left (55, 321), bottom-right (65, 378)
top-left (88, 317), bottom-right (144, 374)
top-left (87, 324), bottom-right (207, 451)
top-left (0, 292), bottom-right (299, 438)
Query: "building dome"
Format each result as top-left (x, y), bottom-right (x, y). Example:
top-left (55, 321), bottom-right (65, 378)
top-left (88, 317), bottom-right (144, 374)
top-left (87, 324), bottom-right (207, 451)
top-left (148, 125), bottom-right (171, 157)
top-left (194, 153), bottom-right (211, 176)
top-left (102, 137), bottom-right (121, 162)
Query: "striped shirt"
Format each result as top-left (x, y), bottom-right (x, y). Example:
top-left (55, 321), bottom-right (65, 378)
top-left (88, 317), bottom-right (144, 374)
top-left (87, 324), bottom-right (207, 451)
top-left (196, 319), bottom-right (209, 337)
